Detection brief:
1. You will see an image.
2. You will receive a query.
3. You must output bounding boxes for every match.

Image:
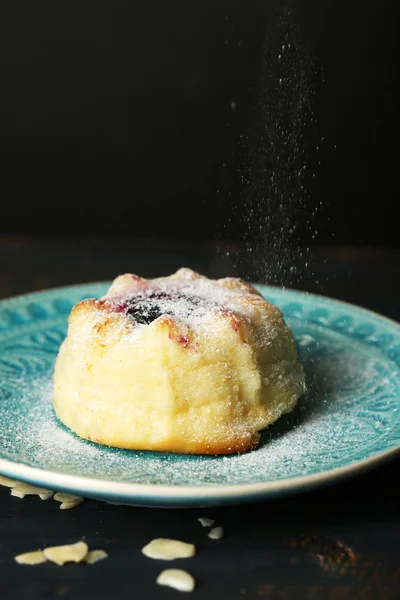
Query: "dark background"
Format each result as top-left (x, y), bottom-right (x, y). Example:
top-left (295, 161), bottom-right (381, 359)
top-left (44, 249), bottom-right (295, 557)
top-left (0, 0), bottom-right (398, 247)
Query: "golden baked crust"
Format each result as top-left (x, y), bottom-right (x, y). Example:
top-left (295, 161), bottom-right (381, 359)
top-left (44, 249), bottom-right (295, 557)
top-left (53, 268), bottom-right (305, 454)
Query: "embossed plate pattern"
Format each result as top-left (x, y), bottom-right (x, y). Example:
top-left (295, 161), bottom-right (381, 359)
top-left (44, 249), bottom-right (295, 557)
top-left (0, 283), bottom-right (399, 507)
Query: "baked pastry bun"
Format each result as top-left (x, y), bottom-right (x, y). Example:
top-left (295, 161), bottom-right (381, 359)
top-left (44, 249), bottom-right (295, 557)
top-left (53, 268), bottom-right (305, 454)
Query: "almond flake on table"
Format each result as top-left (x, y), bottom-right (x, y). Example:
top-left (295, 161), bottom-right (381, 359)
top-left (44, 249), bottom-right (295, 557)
top-left (60, 498), bottom-right (84, 510)
top-left (84, 550), bottom-right (108, 564)
top-left (15, 550), bottom-right (47, 566)
top-left (157, 569), bottom-right (196, 592)
top-left (0, 475), bottom-right (18, 488)
top-left (142, 539), bottom-right (196, 560)
top-left (43, 541), bottom-right (89, 566)
top-left (54, 492), bottom-right (84, 510)
top-left (198, 517), bottom-right (215, 527)
top-left (208, 526), bottom-right (224, 540)
top-left (10, 482), bottom-right (54, 500)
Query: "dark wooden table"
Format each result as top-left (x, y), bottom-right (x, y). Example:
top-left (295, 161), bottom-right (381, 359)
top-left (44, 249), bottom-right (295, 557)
top-left (1, 236), bottom-right (400, 600)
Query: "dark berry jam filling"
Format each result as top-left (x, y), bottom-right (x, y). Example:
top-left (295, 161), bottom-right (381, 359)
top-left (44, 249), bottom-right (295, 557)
top-left (111, 290), bottom-right (210, 325)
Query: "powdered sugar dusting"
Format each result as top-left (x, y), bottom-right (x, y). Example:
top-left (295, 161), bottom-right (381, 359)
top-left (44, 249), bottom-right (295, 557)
top-left (105, 277), bottom-right (250, 330)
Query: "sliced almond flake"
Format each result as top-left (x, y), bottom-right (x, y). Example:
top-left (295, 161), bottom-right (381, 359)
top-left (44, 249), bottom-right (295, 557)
top-left (84, 549), bottom-right (108, 564)
top-left (208, 526), bottom-right (224, 540)
top-left (15, 550), bottom-right (47, 565)
top-left (0, 475), bottom-right (18, 488)
top-left (39, 491), bottom-right (54, 500)
top-left (54, 492), bottom-right (83, 503)
top-left (198, 517), bottom-right (215, 528)
top-left (43, 541), bottom-right (88, 566)
top-left (60, 498), bottom-right (84, 510)
top-left (142, 539), bottom-right (195, 560)
top-left (11, 482), bottom-right (54, 500)
top-left (157, 569), bottom-right (196, 592)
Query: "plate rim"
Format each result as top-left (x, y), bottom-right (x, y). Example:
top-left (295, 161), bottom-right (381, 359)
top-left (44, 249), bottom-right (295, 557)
top-left (1, 281), bottom-right (400, 502)
top-left (0, 443), bottom-right (399, 501)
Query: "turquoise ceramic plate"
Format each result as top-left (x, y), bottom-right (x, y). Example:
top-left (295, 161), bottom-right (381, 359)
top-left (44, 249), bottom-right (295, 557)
top-left (0, 283), bottom-right (400, 507)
